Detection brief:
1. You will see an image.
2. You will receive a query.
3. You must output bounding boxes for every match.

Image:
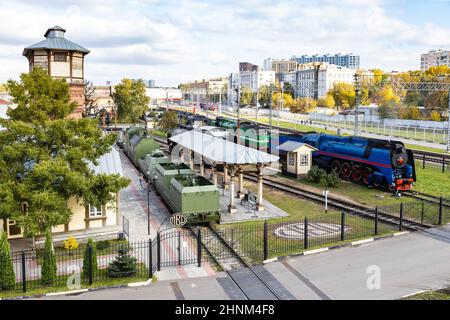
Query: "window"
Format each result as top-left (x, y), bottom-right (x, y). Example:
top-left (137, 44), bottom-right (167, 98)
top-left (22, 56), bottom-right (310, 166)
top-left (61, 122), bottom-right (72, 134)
top-left (300, 154), bottom-right (309, 166)
top-left (89, 204), bottom-right (103, 217)
top-left (54, 53), bottom-right (67, 62)
top-left (288, 153), bottom-right (295, 166)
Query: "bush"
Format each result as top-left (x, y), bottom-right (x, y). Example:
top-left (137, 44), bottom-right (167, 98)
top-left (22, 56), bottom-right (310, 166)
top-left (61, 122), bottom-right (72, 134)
top-left (107, 245), bottom-right (137, 278)
top-left (95, 240), bottom-right (110, 251)
top-left (325, 171), bottom-right (341, 187)
top-left (82, 238), bottom-right (98, 279)
top-left (41, 230), bottom-right (57, 285)
top-left (63, 236), bottom-right (79, 252)
top-left (307, 166), bottom-right (327, 183)
top-left (0, 232), bottom-right (15, 290)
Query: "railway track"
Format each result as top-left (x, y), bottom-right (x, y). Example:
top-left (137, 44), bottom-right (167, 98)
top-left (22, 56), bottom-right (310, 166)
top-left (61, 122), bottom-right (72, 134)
top-left (244, 173), bottom-right (429, 231)
top-left (190, 225), bottom-right (287, 300)
top-left (403, 191), bottom-right (450, 208)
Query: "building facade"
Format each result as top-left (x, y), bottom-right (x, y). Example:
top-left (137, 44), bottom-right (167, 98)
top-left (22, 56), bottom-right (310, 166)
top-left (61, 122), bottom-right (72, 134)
top-left (291, 53), bottom-right (360, 69)
top-left (263, 59), bottom-right (298, 81)
top-left (23, 26), bottom-right (90, 119)
top-left (295, 63), bottom-right (355, 99)
top-left (420, 50), bottom-right (450, 71)
top-left (239, 62), bottom-right (259, 72)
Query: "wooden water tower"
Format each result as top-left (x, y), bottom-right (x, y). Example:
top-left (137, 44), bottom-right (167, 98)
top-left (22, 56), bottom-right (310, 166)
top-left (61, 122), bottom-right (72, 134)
top-left (23, 26), bottom-right (90, 119)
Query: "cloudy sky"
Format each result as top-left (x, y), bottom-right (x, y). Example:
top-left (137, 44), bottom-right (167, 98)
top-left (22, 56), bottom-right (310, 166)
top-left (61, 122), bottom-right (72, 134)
top-left (0, 0), bottom-right (449, 86)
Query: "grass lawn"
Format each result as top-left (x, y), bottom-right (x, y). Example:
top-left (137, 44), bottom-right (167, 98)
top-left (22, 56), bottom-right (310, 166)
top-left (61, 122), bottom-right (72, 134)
top-left (215, 182), bottom-right (396, 263)
top-left (413, 162), bottom-right (450, 196)
top-left (0, 264), bottom-right (149, 299)
top-left (402, 288), bottom-right (450, 300)
top-left (244, 116), bottom-right (337, 135)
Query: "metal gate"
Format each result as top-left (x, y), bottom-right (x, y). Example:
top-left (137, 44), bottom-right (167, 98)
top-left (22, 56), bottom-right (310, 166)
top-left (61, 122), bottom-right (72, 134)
top-left (157, 228), bottom-right (200, 269)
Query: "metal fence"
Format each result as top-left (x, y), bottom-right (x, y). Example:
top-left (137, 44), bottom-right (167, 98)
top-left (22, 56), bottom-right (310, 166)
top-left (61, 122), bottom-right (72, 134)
top-left (311, 118), bottom-right (449, 145)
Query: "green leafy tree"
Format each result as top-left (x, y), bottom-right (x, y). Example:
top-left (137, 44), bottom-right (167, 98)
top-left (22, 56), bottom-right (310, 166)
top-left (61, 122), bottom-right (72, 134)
top-left (0, 232), bottom-right (15, 290)
top-left (113, 79), bottom-right (150, 122)
top-left (41, 230), bottom-right (57, 285)
top-left (158, 110), bottom-right (178, 133)
top-left (82, 238), bottom-right (98, 279)
top-left (0, 68), bottom-right (130, 236)
top-left (325, 171), bottom-right (341, 188)
top-left (307, 166), bottom-right (326, 183)
top-left (107, 245), bottom-right (137, 278)
top-left (240, 87), bottom-right (253, 106)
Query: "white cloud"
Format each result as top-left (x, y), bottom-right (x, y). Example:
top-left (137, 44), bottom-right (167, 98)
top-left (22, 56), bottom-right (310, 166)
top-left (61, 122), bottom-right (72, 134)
top-left (0, 0), bottom-right (449, 86)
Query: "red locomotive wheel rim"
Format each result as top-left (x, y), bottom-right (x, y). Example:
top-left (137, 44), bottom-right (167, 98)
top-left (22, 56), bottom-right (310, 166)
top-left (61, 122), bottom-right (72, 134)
top-left (341, 163), bottom-right (352, 179)
top-left (362, 168), bottom-right (372, 185)
top-left (351, 165), bottom-right (362, 182)
top-left (332, 160), bottom-right (341, 174)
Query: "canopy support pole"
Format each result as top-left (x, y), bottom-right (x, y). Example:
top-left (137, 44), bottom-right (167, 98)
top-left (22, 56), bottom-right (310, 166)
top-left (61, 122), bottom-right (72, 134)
top-left (237, 167), bottom-right (245, 199)
top-left (256, 164), bottom-right (266, 211)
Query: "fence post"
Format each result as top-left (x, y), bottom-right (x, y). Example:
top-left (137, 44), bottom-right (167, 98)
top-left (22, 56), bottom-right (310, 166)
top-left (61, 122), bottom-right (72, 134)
top-left (197, 228), bottom-right (202, 268)
top-left (421, 202), bottom-right (424, 225)
top-left (263, 221), bottom-right (269, 261)
top-left (304, 217), bottom-right (309, 250)
top-left (443, 157), bottom-right (445, 173)
top-left (399, 203), bottom-right (404, 231)
top-left (423, 154), bottom-right (426, 169)
top-left (87, 246), bottom-right (93, 286)
top-left (439, 196), bottom-right (443, 225)
top-left (21, 251), bottom-right (27, 293)
top-left (148, 238), bottom-right (153, 279)
top-left (374, 207), bottom-right (379, 235)
top-left (178, 231), bottom-right (181, 266)
top-left (157, 232), bottom-right (161, 271)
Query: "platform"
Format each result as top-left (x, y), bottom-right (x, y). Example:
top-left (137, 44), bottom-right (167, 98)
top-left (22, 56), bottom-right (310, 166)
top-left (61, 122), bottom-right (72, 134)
top-left (218, 186), bottom-right (289, 224)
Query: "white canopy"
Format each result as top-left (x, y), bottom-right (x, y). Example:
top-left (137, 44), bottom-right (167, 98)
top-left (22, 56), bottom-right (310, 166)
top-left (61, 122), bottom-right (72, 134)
top-left (170, 130), bottom-right (279, 165)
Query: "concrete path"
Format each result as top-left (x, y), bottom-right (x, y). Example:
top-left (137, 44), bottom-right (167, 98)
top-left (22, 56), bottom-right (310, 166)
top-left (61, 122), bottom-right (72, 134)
top-left (39, 224), bottom-right (450, 300)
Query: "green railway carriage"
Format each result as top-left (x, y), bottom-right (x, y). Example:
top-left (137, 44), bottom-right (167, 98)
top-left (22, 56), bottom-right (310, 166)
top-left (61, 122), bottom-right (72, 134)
top-left (123, 126), bottom-right (160, 167)
top-left (138, 149), bottom-right (170, 178)
top-left (153, 162), bottom-right (220, 224)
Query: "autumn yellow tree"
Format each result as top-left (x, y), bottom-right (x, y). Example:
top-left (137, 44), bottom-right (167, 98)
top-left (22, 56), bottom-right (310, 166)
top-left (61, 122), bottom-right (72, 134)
top-left (328, 82), bottom-right (355, 110)
top-left (317, 95), bottom-right (336, 109)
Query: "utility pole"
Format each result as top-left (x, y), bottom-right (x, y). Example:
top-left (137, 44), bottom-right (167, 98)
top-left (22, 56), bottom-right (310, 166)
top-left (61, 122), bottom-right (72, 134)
top-left (447, 90), bottom-right (450, 152)
top-left (269, 84), bottom-right (273, 134)
top-left (237, 84), bottom-right (241, 144)
top-left (256, 88), bottom-right (259, 121)
top-left (354, 73), bottom-right (360, 136)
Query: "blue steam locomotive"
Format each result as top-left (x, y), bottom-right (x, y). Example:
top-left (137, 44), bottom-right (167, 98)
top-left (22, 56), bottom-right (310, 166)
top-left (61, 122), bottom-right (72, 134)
top-left (281, 133), bottom-right (416, 191)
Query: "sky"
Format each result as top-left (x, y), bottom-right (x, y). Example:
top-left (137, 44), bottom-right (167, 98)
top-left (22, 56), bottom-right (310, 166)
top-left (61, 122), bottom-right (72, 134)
top-left (0, 0), bottom-right (450, 87)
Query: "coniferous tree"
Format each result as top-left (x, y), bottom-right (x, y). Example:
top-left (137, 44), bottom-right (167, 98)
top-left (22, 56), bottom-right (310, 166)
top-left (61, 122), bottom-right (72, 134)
top-left (41, 230), bottom-right (57, 285)
top-left (107, 245), bottom-right (136, 278)
top-left (0, 232), bottom-right (15, 290)
top-left (82, 238), bottom-right (98, 279)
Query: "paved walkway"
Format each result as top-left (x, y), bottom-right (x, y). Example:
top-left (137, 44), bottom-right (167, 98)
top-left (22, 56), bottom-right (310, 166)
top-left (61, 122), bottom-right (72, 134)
top-left (41, 224), bottom-right (450, 300)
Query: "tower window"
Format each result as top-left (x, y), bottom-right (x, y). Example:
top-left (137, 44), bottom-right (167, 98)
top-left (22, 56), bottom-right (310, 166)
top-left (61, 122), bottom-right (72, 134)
top-left (54, 53), bottom-right (67, 62)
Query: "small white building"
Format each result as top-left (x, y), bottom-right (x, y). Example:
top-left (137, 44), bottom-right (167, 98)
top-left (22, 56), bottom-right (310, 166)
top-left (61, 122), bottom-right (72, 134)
top-left (277, 141), bottom-right (317, 178)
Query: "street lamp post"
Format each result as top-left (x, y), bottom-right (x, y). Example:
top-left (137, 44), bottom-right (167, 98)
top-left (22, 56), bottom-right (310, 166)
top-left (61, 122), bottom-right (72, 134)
top-left (139, 173), bottom-right (151, 236)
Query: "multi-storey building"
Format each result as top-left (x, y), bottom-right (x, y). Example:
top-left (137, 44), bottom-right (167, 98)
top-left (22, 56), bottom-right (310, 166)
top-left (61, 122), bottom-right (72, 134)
top-left (420, 50), bottom-right (450, 71)
top-left (263, 59), bottom-right (298, 81)
top-left (239, 62), bottom-right (259, 72)
top-left (23, 26), bottom-right (90, 119)
top-left (291, 53), bottom-right (360, 69)
top-left (295, 63), bottom-right (355, 99)
top-left (181, 77), bottom-right (228, 103)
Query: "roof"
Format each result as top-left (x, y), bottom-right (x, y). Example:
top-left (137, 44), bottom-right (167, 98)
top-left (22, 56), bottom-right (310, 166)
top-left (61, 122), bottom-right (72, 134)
top-left (88, 147), bottom-right (123, 176)
top-left (0, 99), bottom-right (11, 105)
top-left (277, 141), bottom-right (317, 152)
top-left (23, 26), bottom-right (90, 56)
top-left (170, 130), bottom-right (279, 165)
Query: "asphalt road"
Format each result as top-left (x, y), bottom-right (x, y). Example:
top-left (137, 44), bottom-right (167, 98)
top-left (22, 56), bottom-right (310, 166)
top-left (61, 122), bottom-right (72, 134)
top-left (39, 225), bottom-right (450, 300)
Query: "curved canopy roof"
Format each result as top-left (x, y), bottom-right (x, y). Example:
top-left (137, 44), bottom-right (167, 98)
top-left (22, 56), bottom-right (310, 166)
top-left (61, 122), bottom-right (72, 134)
top-left (170, 130), bottom-right (279, 165)
top-left (23, 26), bottom-right (90, 56)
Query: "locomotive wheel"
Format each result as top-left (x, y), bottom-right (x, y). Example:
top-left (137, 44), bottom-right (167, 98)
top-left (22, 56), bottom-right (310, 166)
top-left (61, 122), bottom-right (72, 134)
top-left (332, 160), bottom-right (341, 174)
top-left (351, 165), bottom-right (362, 182)
top-left (341, 162), bottom-right (352, 179)
top-left (362, 167), bottom-right (372, 185)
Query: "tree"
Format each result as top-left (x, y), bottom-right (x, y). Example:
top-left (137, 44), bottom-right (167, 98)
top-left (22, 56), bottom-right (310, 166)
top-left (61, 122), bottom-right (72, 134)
top-left (0, 232), bottom-right (15, 290)
top-left (283, 82), bottom-right (294, 98)
top-left (107, 245), bottom-right (137, 278)
top-left (430, 110), bottom-right (442, 121)
top-left (83, 80), bottom-right (99, 118)
top-left (0, 83), bottom-right (7, 92)
top-left (257, 85), bottom-right (273, 107)
top-left (113, 79), bottom-right (150, 122)
top-left (399, 106), bottom-right (421, 120)
top-left (158, 110), bottom-right (178, 133)
top-left (240, 87), bottom-right (253, 106)
top-left (82, 238), bottom-right (98, 279)
top-left (0, 68), bottom-right (130, 236)
top-left (41, 230), bottom-right (57, 285)
top-left (375, 85), bottom-right (401, 119)
top-left (317, 95), bottom-right (335, 109)
top-left (328, 82), bottom-right (355, 110)
top-left (290, 97), bottom-right (317, 113)
top-left (6, 67), bottom-right (77, 122)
